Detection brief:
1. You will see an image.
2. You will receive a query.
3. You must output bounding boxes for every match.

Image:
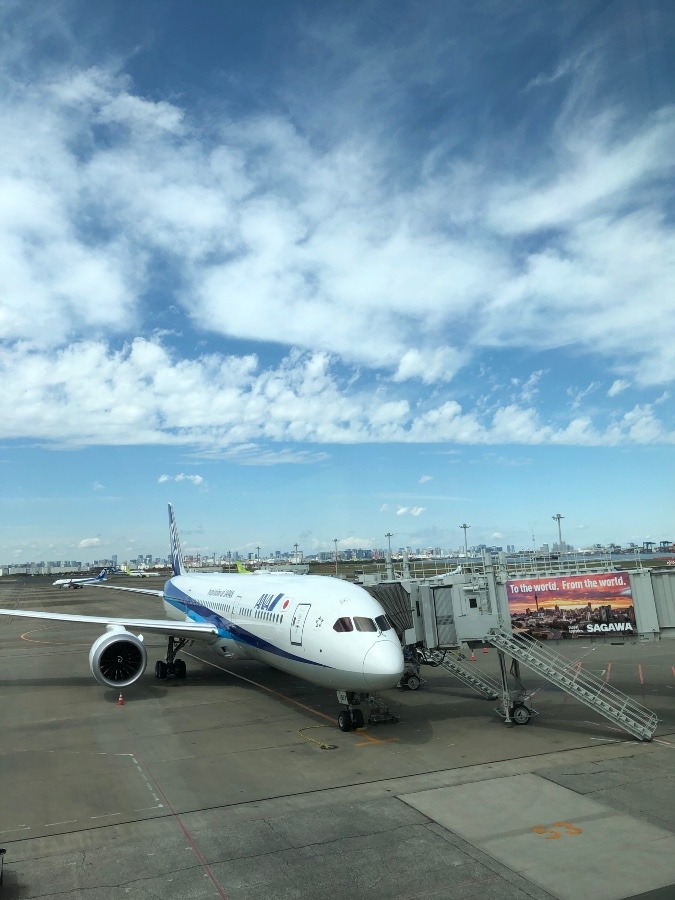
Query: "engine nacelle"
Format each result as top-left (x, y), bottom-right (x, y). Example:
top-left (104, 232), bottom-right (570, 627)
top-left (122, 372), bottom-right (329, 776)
top-left (89, 626), bottom-right (148, 688)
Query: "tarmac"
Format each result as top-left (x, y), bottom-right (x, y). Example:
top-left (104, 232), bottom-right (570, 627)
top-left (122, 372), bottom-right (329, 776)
top-left (0, 575), bottom-right (673, 899)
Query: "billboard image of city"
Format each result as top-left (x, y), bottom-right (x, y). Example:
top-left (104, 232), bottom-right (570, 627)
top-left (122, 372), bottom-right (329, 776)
top-left (506, 571), bottom-right (636, 639)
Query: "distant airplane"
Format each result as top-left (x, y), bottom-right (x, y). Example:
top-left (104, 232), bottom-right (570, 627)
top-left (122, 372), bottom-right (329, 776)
top-left (0, 506), bottom-right (403, 730)
top-left (52, 569), bottom-right (108, 589)
top-left (428, 566), bottom-right (463, 580)
top-left (127, 570), bottom-right (151, 577)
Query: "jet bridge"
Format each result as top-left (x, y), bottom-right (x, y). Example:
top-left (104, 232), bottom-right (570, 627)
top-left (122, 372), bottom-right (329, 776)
top-left (362, 558), bottom-right (659, 741)
top-left (364, 573), bottom-right (504, 702)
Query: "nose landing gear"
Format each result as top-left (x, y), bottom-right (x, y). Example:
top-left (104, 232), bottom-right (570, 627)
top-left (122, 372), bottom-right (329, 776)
top-left (338, 707), bottom-right (365, 732)
top-left (336, 690), bottom-right (399, 730)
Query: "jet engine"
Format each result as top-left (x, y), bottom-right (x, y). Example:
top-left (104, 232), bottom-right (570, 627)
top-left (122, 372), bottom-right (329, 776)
top-left (89, 626), bottom-right (148, 688)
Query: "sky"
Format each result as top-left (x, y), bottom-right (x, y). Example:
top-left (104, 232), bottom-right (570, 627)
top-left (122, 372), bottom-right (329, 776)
top-left (1, 0), bottom-right (674, 563)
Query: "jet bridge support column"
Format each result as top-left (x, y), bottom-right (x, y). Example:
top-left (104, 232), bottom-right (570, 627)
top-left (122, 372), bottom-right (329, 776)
top-left (496, 651), bottom-right (533, 726)
top-left (497, 650), bottom-right (512, 725)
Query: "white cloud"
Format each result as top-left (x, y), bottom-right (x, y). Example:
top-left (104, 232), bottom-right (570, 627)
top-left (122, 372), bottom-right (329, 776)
top-left (396, 506), bottom-right (426, 517)
top-left (195, 445), bottom-right (329, 466)
top-left (159, 473), bottom-right (205, 487)
top-left (419, 475), bottom-right (433, 483)
top-left (568, 382), bottom-right (601, 410)
top-left (516, 371), bottom-right (546, 404)
top-left (608, 379), bottom-right (629, 397)
top-left (0, 339), bottom-right (673, 450)
top-left (525, 50), bottom-right (590, 92)
top-left (0, 49), bottom-right (672, 394)
top-left (0, 23), bottom-right (673, 456)
top-left (78, 537), bottom-right (101, 548)
top-left (93, 481), bottom-right (104, 490)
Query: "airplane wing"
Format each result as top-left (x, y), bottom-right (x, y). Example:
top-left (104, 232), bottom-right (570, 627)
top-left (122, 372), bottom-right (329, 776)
top-left (90, 583), bottom-right (166, 598)
top-left (0, 607), bottom-right (219, 639)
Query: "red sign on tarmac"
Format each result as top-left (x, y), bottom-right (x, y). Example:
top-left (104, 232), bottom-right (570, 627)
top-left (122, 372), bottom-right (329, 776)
top-left (506, 572), bottom-right (635, 639)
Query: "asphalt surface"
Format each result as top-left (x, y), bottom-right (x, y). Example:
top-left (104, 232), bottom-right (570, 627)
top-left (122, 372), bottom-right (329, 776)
top-left (0, 575), bottom-right (673, 899)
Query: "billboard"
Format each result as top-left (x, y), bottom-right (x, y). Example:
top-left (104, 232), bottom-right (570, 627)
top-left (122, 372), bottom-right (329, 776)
top-left (506, 571), bottom-right (636, 639)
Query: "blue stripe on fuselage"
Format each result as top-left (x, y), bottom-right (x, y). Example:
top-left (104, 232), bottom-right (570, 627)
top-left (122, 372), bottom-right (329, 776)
top-left (163, 589), bottom-right (327, 668)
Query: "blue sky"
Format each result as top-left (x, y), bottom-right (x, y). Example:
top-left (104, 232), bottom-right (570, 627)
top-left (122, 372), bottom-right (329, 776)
top-left (1, 0), bottom-right (674, 562)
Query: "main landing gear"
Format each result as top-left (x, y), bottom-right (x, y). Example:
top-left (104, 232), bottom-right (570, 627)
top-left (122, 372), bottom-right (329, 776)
top-left (154, 636), bottom-right (190, 680)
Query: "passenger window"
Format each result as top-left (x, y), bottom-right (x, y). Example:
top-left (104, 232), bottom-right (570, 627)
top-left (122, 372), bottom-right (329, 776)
top-left (375, 615), bottom-right (392, 631)
top-left (353, 616), bottom-right (377, 632)
top-left (333, 617), bottom-right (354, 632)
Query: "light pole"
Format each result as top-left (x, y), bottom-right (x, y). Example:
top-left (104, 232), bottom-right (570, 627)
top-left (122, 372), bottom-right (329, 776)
top-left (385, 532), bottom-right (393, 579)
top-left (333, 538), bottom-right (339, 576)
top-left (459, 523), bottom-right (470, 558)
top-left (552, 513), bottom-right (564, 554)
top-left (294, 542), bottom-right (299, 564)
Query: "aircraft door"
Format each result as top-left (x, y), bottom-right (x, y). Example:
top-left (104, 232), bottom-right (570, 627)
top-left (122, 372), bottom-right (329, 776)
top-left (290, 603), bottom-right (311, 646)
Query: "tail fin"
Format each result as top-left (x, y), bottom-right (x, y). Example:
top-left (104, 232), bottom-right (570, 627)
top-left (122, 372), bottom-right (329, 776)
top-left (168, 503), bottom-right (186, 576)
top-left (235, 562), bottom-right (251, 574)
top-left (98, 569), bottom-right (108, 581)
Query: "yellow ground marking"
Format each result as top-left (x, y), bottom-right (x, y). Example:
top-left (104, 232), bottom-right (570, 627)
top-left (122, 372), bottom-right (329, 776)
top-left (354, 731), bottom-right (400, 746)
top-left (185, 651), bottom-right (398, 746)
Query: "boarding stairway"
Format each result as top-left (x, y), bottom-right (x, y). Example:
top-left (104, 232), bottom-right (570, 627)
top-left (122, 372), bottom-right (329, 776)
top-left (487, 627), bottom-right (658, 741)
top-left (419, 649), bottom-right (501, 700)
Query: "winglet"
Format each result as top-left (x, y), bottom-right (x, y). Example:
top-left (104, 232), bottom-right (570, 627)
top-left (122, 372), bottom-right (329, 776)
top-left (168, 503), bottom-right (186, 576)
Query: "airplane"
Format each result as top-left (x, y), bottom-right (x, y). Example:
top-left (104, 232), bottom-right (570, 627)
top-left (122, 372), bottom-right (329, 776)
top-left (52, 569), bottom-right (108, 589)
top-left (0, 505), bottom-right (404, 731)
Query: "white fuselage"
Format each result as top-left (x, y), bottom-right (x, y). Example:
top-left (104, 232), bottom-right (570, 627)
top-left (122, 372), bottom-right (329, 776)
top-left (162, 572), bottom-right (404, 691)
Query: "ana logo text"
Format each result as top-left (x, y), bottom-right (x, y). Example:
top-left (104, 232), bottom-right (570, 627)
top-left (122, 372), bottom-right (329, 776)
top-left (255, 593), bottom-right (285, 612)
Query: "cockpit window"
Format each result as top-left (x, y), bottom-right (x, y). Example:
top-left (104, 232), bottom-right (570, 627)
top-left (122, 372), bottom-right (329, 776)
top-left (353, 616), bottom-right (377, 632)
top-left (375, 614), bottom-right (392, 631)
top-left (333, 617), bottom-right (354, 632)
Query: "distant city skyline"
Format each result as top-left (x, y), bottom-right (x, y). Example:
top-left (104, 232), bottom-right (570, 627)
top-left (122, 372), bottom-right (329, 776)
top-left (4, 535), bottom-right (672, 573)
top-left (1, 3), bottom-right (673, 563)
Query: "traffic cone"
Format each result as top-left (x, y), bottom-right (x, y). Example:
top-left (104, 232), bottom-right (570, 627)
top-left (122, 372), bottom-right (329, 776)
top-left (117, 692), bottom-right (125, 706)
top-left (483, 646), bottom-right (488, 654)
top-left (470, 651), bottom-right (476, 662)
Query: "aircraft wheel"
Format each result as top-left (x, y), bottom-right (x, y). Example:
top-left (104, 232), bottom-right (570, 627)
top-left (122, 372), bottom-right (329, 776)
top-left (512, 704), bottom-right (531, 725)
top-left (406, 674), bottom-right (421, 691)
top-left (338, 710), bottom-right (353, 732)
top-left (175, 659), bottom-right (187, 679)
top-left (351, 708), bottom-right (364, 729)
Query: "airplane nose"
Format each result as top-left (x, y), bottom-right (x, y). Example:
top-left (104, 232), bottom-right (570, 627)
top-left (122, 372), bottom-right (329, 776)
top-left (363, 640), bottom-right (404, 689)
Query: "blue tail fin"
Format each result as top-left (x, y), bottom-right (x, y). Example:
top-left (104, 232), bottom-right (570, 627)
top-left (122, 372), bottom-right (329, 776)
top-left (168, 503), bottom-right (186, 576)
top-left (98, 569), bottom-right (108, 580)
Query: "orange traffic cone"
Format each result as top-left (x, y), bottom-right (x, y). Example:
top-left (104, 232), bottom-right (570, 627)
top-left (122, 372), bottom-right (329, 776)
top-left (483, 646), bottom-right (488, 654)
top-left (470, 651), bottom-right (476, 662)
top-left (117, 692), bottom-right (125, 706)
